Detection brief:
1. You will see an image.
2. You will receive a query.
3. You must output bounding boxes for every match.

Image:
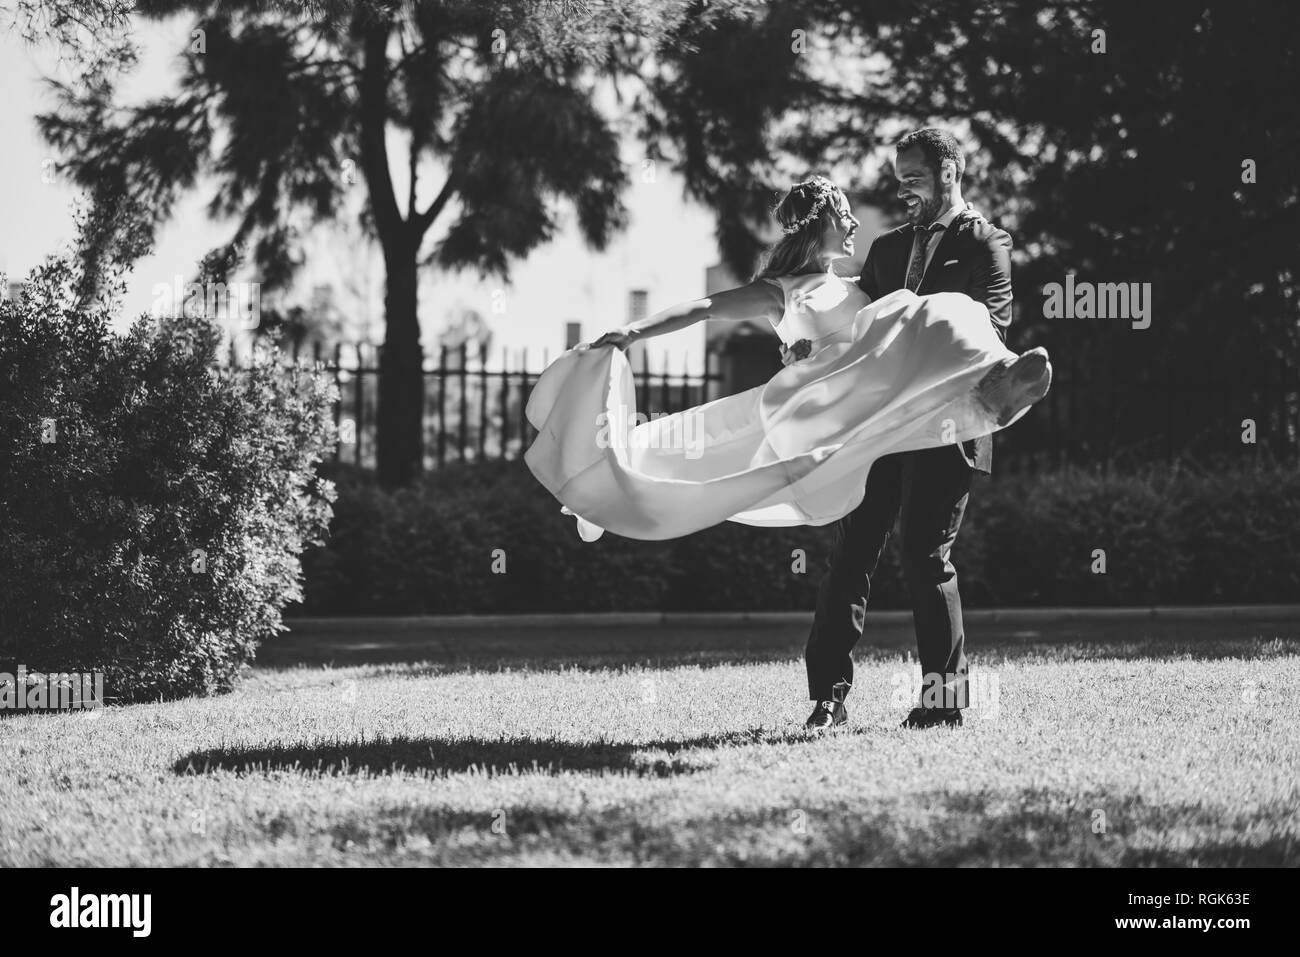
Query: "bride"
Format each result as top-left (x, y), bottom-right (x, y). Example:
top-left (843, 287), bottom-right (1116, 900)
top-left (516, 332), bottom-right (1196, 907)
top-left (524, 175), bottom-right (1051, 542)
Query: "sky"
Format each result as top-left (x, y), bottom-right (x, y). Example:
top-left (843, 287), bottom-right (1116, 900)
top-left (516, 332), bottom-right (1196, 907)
top-left (0, 12), bottom-right (229, 326)
top-left (0, 7), bottom-right (881, 375)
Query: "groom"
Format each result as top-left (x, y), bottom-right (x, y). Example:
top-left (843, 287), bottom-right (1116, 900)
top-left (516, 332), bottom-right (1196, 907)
top-left (804, 127), bottom-right (1013, 730)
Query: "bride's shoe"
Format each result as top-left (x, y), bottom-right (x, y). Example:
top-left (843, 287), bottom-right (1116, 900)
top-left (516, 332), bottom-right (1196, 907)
top-left (975, 347), bottom-right (1052, 426)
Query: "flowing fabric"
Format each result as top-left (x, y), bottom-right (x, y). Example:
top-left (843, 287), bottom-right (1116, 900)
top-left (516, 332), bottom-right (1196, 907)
top-left (525, 276), bottom-right (1030, 541)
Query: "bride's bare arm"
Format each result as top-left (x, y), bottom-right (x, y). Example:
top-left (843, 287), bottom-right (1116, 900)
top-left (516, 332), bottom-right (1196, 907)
top-left (591, 281), bottom-right (785, 350)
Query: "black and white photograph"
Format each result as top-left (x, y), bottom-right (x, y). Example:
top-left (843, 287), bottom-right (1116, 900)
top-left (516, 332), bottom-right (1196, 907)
top-left (0, 0), bottom-right (1295, 924)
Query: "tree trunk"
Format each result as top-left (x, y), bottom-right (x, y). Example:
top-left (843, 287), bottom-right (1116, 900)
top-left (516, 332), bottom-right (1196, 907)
top-left (376, 245), bottom-right (424, 488)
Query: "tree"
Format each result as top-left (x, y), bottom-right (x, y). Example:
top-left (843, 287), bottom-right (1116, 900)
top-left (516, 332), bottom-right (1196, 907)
top-left (37, 0), bottom-right (771, 486)
top-left (658, 0), bottom-right (1300, 461)
top-left (854, 0), bottom-right (1300, 461)
top-left (39, 1), bottom-right (1274, 471)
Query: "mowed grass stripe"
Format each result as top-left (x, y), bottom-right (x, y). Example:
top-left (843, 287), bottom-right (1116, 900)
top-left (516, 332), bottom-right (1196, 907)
top-left (1, 637), bottom-right (1297, 866)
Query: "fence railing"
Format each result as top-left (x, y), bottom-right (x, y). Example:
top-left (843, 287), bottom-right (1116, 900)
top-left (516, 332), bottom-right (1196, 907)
top-left (230, 339), bottom-right (722, 471)
top-left (228, 338), bottom-right (1300, 473)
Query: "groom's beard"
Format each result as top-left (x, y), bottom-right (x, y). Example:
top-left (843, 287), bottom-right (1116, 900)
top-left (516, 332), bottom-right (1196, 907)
top-left (907, 192), bottom-right (945, 227)
top-left (904, 176), bottom-right (946, 227)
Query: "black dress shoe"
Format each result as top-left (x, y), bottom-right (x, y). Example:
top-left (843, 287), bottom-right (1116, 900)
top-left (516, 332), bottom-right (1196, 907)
top-left (805, 699), bottom-right (847, 730)
top-left (805, 680), bottom-right (850, 731)
top-left (901, 707), bottom-right (963, 729)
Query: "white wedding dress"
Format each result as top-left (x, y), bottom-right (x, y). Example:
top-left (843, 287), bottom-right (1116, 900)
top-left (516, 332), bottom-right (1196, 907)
top-left (525, 273), bottom-right (1033, 541)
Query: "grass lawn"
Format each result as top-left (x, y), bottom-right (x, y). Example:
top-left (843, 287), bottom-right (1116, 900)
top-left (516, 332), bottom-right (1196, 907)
top-left (2, 626), bottom-right (1298, 866)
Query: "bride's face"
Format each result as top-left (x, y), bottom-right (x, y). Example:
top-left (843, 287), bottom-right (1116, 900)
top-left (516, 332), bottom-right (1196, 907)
top-left (820, 193), bottom-right (859, 261)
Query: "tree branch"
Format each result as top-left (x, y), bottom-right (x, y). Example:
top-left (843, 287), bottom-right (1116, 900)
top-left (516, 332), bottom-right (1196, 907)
top-left (357, 16), bottom-right (405, 249)
top-left (412, 175), bottom-right (456, 238)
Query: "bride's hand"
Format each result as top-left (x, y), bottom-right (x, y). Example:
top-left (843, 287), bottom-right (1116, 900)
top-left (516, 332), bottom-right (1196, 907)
top-left (590, 329), bottom-right (635, 351)
top-left (780, 339), bottom-right (812, 366)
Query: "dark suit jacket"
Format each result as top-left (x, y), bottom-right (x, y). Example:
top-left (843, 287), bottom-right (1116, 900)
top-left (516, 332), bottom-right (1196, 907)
top-left (857, 207), bottom-right (1013, 473)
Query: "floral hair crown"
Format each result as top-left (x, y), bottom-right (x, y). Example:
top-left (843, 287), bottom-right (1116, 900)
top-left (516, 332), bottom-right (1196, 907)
top-left (780, 178), bottom-right (838, 235)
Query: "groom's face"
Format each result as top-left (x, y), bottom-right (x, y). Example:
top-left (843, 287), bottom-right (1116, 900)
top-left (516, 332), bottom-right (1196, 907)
top-left (895, 147), bottom-right (944, 226)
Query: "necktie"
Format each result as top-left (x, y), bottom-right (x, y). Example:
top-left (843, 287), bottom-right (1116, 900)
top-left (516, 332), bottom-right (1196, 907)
top-left (905, 224), bottom-right (941, 293)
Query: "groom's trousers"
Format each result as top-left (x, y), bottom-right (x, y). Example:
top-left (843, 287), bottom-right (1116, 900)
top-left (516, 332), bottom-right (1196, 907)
top-left (804, 445), bottom-right (971, 709)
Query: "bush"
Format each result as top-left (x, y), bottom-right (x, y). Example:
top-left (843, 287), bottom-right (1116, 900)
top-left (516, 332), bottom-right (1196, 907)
top-left (299, 457), bottom-right (1300, 615)
top-left (301, 460), bottom-right (683, 615)
top-left (962, 464), bottom-right (1300, 606)
top-left (0, 253), bottom-right (336, 703)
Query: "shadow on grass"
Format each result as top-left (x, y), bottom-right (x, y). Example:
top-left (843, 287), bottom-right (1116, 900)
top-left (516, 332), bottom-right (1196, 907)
top-left (173, 727), bottom-right (815, 779)
top-left (316, 786), bottom-right (1300, 867)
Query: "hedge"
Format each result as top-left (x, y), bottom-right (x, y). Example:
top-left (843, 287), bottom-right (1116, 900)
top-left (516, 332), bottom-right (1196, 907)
top-left (297, 458), bottom-right (1300, 614)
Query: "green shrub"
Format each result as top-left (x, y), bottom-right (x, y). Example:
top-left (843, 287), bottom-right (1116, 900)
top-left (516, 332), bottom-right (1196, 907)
top-left (300, 457), bottom-right (1300, 615)
top-left (0, 253), bottom-right (337, 702)
top-left (963, 464), bottom-right (1300, 606)
top-left (302, 460), bottom-right (679, 614)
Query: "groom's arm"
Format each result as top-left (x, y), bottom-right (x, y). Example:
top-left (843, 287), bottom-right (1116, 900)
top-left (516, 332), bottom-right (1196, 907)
top-left (967, 223), bottom-right (1013, 342)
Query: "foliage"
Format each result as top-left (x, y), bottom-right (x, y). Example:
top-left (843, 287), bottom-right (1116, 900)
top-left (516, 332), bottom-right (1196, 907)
top-left (654, 0), bottom-right (1300, 455)
top-left (0, 240), bottom-right (337, 702)
top-left (299, 457), bottom-right (1300, 614)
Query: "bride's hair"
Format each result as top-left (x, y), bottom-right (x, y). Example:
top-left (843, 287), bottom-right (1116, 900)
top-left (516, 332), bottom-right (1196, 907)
top-left (754, 175), bottom-right (847, 280)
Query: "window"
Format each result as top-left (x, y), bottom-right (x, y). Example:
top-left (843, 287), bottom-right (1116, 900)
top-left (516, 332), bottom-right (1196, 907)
top-left (629, 289), bottom-right (648, 325)
top-left (565, 321), bottom-right (582, 349)
top-left (625, 290), bottom-right (650, 365)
